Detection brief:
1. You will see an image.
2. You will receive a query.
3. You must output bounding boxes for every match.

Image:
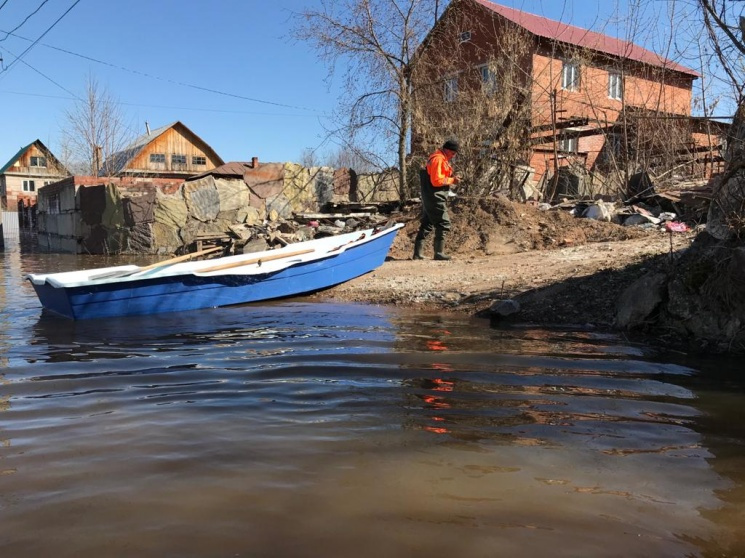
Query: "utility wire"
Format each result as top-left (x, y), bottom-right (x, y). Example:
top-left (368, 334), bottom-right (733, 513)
top-left (0, 0), bottom-right (81, 78)
top-left (0, 0), bottom-right (50, 43)
top-left (0, 44), bottom-right (80, 99)
top-left (0, 0), bottom-right (11, 14)
top-left (0, 87), bottom-right (324, 117)
top-left (0, 26), bottom-right (324, 114)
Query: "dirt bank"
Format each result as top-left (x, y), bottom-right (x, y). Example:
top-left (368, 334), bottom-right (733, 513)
top-left (311, 196), bottom-right (696, 329)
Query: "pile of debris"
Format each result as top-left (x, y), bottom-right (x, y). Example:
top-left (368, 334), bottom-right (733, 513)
top-left (535, 181), bottom-right (713, 231)
top-left (199, 201), bottom-right (396, 255)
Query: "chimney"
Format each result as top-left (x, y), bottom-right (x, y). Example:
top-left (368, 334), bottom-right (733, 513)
top-left (251, 156), bottom-right (259, 168)
top-left (145, 121), bottom-right (151, 135)
top-left (94, 145), bottom-right (102, 172)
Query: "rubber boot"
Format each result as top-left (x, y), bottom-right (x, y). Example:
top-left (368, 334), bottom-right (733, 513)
top-left (434, 235), bottom-right (451, 261)
top-left (413, 230), bottom-right (428, 260)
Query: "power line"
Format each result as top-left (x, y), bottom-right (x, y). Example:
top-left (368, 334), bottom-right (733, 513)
top-left (0, 0), bottom-right (81, 78)
top-left (0, 0), bottom-right (51, 43)
top-left (0, 26), bottom-right (325, 114)
top-left (0, 86), bottom-right (328, 117)
top-left (0, 88), bottom-right (72, 100)
top-left (0, 44), bottom-right (81, 99)
top-left (0, 0), bottom-right (11, 14)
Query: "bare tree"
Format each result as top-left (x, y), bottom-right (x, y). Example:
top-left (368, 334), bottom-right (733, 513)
top-left (411, 9), bottom-right (534, 199)
top-left (59, 74), bottom-right (133, 176)
top-left (691, 0), bottom-right (745, 240)
top-left (299, 147), bottom-right (320, 168)
top-left (294, 0), bottom-right (440, 201)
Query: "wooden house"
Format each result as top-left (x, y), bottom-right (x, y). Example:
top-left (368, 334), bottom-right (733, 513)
top-left (0, 140), bottom-right (70, 210)
top-left (101, 121), bottom-right (224, 179)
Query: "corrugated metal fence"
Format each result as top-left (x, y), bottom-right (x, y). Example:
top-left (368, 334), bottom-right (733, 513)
top-left (1, 211), bottom-right (20, 246)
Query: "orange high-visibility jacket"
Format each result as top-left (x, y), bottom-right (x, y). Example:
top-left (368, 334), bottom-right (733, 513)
top-left (426, 150), bottom-right (455, 188)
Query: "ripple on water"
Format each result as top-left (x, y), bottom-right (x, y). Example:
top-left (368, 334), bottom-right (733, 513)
top-left (1, 249), bottom-right (744, 556)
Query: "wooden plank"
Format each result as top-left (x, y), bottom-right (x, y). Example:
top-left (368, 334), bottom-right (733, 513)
top-left (89, 246), bottom-right (223, 281)
top-left (198, 248), bottom-right (314, 273)
top-left (295, 212), bottom-right (372, 220)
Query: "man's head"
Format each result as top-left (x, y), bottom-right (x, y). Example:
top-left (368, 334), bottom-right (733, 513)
top-left (442, 138), bottom-right (459, 158)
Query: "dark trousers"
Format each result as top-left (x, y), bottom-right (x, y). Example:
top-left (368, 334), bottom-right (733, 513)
top-left (417, 185), bottom-right (451, 239)
top-left (415, 169), bottom-right (451, 256)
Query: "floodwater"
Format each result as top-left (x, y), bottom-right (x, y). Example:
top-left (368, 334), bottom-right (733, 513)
top-left (1, 238), bottom-right (745, 557)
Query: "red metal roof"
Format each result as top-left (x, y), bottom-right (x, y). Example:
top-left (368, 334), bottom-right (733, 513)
top-left (473, 0), bottom-right (698, 77)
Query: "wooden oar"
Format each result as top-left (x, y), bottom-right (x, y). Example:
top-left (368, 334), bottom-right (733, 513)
top-left (198, 248), bottom-right (315, 273)
top-left (89, 246), bottom-right (224, 281)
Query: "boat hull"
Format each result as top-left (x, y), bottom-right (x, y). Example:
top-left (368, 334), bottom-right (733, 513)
top-left (30, 226), bottom-right (400, 320)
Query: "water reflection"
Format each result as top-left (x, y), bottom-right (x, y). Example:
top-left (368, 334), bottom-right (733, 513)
top-left (1, 251), bottom-right (745, 556)
top-left (29, 302), bottom-right (396, 363)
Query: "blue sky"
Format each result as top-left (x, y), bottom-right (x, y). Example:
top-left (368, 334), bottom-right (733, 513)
top-left (0, 0), bottom-right (713, 168)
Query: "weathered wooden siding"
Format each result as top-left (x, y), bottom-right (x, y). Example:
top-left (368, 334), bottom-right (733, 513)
top-left (127, 127), bottom-right (222, 174)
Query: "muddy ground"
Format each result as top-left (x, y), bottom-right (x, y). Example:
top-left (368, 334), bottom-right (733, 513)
top-left (312, 196), bottom-right (696, 330)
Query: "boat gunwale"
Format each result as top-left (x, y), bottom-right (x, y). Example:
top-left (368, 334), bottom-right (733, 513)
top-left (27, 224), bottom-right (403, 290)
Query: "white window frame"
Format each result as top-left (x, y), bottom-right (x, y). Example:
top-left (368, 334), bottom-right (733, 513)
top-left (559, 136), bottom-right (578, 153)
top-left (479, 64), bottom-right (498, 96)
top-left (608, 71), bottom-right (623, 100)
top-left (30, 156), bottom-right (47, 167)
top-left (444, 76), bottom-right (458, 102)
top-left (561, 61), bottom-right (580, 91)
top-left (459, 30), bottom-right (472, 43)
top-left (23, 179), bottom-right (36, 192)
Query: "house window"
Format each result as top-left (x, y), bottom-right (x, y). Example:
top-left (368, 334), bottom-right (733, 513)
top-left (192, 156), bottom-right (206, 166)
top-left (150, 153), bottom-right (166, 164)
top-left (480, 65), bottom-right (498, 96)
top-left (444, 76), bottom-right (458, 102)
top-left (23, 180), bottom-right (36, 192)
top-left (559, 136), bottom-right (578, 153)
top-left (561, 61), bottom-right (580, 91)
top-left (172, 154), bottom-right (187, 165)
top-left (30, 156), bottom-right (47, 167)
top-left (608, 71), bottom-right (623, 100)
top-left (459, 31), bottom-right (472, 43)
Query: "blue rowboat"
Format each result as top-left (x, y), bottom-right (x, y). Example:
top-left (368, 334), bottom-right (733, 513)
top-left (27, 224), bottom-right (403, 320)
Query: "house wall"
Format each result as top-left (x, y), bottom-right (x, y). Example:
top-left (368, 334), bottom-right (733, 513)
top-left (530, 50), bottom-right (694, 128)
top-left (520, 48), bottom-right (695, 185)
top-left (410, 2), bottom-right (534, 154)
top-left (125, 127), bottom-right (222, 175)
top-left (1, 144), bottom-right (69, 210)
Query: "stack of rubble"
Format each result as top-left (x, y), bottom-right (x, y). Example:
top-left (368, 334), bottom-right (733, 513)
top-left (535, 177), bottom-right (713, 231)
top-left (223, 202), bottom-right (394, 255)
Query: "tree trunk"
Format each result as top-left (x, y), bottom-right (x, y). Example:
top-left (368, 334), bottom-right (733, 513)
top-left (707, 99), bottom-right (745, 240)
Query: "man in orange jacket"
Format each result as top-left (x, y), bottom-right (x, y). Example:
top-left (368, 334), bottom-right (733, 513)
top-left (413, 138), bottom-right (461, 260)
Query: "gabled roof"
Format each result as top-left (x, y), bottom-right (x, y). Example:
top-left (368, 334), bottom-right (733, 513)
top-left (472, 0), bottom-right (698, 77)
top-left (0, 139), bottom-right (69, 175)
top-left (100, 121), bottom-right (224, 175)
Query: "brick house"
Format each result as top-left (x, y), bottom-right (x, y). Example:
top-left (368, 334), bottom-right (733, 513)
top-left (0, 140), bottom-right (70, 210)
top-left (411, 0), bottom-right (723, 197)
